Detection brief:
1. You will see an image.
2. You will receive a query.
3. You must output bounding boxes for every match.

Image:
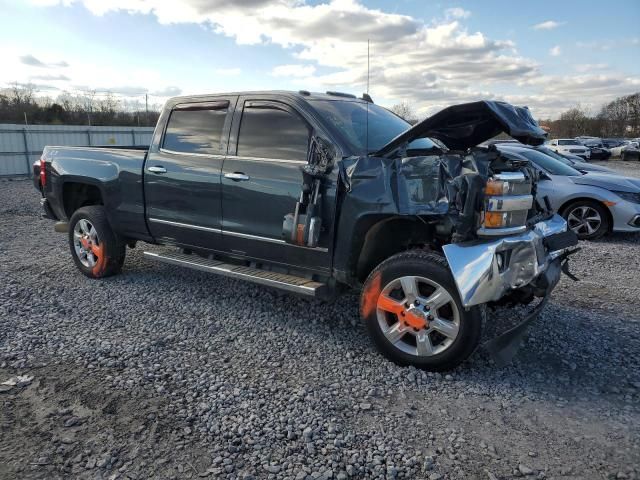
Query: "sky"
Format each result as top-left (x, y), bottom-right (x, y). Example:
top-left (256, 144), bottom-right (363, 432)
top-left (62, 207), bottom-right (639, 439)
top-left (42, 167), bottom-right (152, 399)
top-left (1, 0), bottom-right (639, 119)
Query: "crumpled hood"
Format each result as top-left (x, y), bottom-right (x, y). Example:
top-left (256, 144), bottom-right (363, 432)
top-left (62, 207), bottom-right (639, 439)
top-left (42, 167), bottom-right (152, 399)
top-left (376, 100), bottom-right (547, 155)
top-left (570, 172), bottom-right (640, 193)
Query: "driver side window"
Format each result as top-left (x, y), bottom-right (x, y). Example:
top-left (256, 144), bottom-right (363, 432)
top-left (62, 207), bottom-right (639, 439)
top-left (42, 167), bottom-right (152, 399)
top-left (237, 104), bottom-right (310, 161)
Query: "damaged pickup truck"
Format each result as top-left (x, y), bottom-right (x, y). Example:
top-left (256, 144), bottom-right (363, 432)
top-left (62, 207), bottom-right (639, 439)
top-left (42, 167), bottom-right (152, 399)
top-left (33, 91), bottom-right (578, 371)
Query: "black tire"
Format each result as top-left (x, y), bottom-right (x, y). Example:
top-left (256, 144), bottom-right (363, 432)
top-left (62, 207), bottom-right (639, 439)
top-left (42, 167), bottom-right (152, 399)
top-left (560, 200), bottom-right (610, 240)
top-left (68, 206), bottom-right (125, 278)
top-left (360, 250), bottom-right (482, 371)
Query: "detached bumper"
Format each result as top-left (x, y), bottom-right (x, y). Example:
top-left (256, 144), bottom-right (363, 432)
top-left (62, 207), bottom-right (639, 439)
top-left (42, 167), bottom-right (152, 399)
top-left (443, 214), bottom-right (577, 307)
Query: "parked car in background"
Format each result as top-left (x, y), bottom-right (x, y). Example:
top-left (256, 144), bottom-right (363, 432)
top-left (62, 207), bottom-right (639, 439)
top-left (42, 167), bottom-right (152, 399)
top-left (497, 144), bottom-right (640, 240)
top-left (602, 138), bottom-right (625, 149)
top-left (548, 139), bottom-right (591, 160)
top-left (610, 140), bottom-right (634, 158)
top-left (576, 139), bottom-right (611, 160)
top-left (622, 143), bottom-right (640, 161)
top-left (535, 146), bottom-right (615, 173)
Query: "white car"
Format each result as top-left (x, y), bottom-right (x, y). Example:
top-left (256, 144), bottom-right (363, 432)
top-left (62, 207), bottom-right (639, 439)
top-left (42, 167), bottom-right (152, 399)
top-left (548, 139), bottom-right (591, 160)
top-left (613, 141), bottom-right (640, 158)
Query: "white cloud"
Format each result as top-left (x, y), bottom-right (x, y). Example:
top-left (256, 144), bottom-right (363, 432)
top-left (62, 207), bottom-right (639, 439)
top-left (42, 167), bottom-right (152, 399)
top-left (18, 1), bottom-right (640, 119)
top-left (214, 67), bottom-right (241, 75)
top-left (574, 63), bottom-right (608, 73)
top-left (532, 20), bottom-right (566, 30)
top-left (20, 54), bottom-right (69, 68)
top-left (152, 86), bottom-right (182, 97)
top-left (271, 64), bottom-right (316, 77)
top-left (549, 45), bottom-right (561, 56)
top-left (445, 7), bottom-right (471, 19)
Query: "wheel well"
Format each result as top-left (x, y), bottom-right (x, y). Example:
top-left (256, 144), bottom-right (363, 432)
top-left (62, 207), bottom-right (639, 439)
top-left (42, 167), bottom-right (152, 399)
top-left (63, 182), bottom-right (103, 218)
top-left (558, 197), bottom-right (614, 232)
top-left (355, 217), bottom-right (435, 282)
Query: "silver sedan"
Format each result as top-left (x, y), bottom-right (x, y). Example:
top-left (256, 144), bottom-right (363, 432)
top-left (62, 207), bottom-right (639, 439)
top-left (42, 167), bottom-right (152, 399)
top-left (498, 145), bottom-right (640, 240)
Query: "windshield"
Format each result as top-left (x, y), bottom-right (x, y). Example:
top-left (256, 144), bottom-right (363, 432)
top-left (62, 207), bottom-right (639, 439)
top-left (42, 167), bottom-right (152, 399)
top-left (309, 99), bottom-right (437, 154)
top-left (536, 146), bottom-right (574, 166)
top-left (515, 149), bottom-right (582, 176)
top-left (558, 139), bottom-right (581, 146)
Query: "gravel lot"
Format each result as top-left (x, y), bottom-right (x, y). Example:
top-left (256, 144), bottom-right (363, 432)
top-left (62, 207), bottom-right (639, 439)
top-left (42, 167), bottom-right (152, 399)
top-left (1, 160), bottom-right (639, 480)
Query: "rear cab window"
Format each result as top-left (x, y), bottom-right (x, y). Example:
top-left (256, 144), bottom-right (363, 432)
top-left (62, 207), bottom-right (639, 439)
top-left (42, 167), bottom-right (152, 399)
top-left (236, 103), bottom-right (310, 161)
top-left (163, 101), bottom-right (230, 155)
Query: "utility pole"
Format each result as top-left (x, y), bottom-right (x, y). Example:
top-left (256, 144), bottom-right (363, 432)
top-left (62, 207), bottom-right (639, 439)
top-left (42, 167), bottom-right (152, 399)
top-left (145, 93), bottom-right (149, 126)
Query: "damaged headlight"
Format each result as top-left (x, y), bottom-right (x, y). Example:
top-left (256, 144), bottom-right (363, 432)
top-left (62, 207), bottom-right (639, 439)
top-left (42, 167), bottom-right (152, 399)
top-left (479, 172), bottom-right (533, 236)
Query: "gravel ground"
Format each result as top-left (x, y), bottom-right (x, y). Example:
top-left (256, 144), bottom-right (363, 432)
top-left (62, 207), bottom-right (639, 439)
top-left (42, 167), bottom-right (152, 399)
top-left (1, 163), bottom-right (639, 480)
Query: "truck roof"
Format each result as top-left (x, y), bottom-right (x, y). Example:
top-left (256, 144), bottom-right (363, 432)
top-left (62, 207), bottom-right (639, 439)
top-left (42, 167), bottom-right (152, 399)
top-left (167, 90), bottom-right (370, 104)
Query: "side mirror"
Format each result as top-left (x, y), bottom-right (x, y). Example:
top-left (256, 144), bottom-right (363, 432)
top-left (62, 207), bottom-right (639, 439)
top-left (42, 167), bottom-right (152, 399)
top-left (305, 135), bottom-right (336, 176)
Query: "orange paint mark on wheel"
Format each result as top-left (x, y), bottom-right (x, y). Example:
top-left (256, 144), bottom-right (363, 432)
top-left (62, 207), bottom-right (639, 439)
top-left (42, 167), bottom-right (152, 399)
top-left (361, 272), bottom-right (382, 318)
top-left (403, 311), bottom-right (427, 330)
top-left (90, 243), bottom-right (107, 276)
top-left (376, 295), bottom-right (405, 315)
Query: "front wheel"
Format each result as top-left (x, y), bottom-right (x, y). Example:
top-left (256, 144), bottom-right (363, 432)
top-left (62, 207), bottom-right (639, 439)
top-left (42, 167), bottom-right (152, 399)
top-left (68, 206), bottom-right (126, 278)
top-left (561, 200), bottom-right (609, 240)
top-left (360, 251), bottom-right (482, 371)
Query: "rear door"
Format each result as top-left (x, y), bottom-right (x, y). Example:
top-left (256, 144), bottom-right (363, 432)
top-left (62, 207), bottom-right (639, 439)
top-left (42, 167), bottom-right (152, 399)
top-left (144, 97), bottom-right (236, 250)
top-left (220, 97), bottom-right (334, 273)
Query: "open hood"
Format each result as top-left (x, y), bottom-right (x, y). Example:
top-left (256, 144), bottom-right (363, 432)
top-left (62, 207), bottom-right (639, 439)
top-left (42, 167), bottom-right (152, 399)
top-left (376, 100), bottom-right (548, 156)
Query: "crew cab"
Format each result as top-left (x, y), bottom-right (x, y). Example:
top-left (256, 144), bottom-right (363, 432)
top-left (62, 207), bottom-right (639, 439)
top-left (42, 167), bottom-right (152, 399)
top-left (34, 91), bottom-right (578, 371)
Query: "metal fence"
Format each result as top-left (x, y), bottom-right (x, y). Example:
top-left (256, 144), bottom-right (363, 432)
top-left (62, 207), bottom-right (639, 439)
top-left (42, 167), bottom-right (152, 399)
top-left (0, 124), bottom-right (154, 176)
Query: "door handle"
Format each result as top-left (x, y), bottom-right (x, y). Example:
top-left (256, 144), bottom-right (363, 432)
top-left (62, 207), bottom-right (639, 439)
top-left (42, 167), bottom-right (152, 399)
top-left (224, 172), bottom-right (250, 181)
top-left (148, 166), bottom-right (167, 174)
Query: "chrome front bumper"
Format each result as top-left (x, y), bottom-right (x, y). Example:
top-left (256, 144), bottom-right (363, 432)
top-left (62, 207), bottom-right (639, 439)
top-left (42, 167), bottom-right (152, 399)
top-left (443, 214), bottom-right (573, 307)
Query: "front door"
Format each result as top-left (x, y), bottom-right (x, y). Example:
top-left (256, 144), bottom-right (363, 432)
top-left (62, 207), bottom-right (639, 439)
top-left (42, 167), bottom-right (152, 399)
top-left (144, 98), bottom-right (236, 250)
top-left (220, 98), bottom-right (335, 273)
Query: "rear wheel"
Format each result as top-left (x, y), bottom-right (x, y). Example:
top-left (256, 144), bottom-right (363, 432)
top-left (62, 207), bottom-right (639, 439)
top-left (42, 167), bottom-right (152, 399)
top-left (561, 200), bottom-right (609, 240)
top-left (68, 206), bottom-right (125, 278)
top-left (360, 251), bottom-right (481, 371)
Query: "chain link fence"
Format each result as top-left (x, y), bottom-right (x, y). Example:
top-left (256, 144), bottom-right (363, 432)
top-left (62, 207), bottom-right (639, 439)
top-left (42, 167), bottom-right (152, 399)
top-left (0, 124), bottom-right (154, 176)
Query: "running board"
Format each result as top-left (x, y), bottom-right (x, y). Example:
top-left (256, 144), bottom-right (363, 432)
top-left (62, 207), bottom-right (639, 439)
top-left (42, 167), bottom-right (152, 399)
top-left (143, 251), bottom-right (327, 297)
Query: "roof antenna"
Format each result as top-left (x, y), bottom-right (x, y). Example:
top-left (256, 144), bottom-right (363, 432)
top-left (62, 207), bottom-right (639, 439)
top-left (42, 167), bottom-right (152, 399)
top-left (367, 38), bottom-right (370, 95)
top-left (365, 38), bottom-right (370, 155)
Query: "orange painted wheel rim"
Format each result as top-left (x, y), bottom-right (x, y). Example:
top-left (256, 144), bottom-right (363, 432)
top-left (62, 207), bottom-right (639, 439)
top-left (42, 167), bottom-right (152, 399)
top-left (73, 219), bottom-right (104, 274)
top-left (374, 276), bottom-right (460, 357)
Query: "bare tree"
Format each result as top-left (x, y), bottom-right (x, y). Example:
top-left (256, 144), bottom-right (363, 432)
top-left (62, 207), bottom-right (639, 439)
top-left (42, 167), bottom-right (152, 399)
top-left (390, 101), bottom-right (419, 124)
top-left (9, 82), bottom-right (35, 106)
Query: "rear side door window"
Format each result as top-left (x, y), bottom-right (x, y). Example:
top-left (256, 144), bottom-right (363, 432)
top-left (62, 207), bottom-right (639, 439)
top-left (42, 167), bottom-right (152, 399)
top-left (163, 101), bottom-right (230, 155)
top-left (237, 104), bottom-right (310, 160)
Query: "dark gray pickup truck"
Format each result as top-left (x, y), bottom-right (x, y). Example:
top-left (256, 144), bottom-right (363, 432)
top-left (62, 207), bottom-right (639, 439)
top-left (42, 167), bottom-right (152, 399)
top-left (34, 91), bottom-right (578, 370)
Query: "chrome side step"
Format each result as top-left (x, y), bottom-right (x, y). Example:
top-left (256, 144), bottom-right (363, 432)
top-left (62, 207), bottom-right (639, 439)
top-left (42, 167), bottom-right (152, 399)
top-left (143, 251), bottom-right (327, 297)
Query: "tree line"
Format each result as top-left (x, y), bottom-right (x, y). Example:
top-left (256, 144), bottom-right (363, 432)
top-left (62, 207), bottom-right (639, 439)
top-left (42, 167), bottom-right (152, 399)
top-left (390, 92), bottom-right (640, 139)
top-left (0, 83), bottom-right (160, 127)
top-left (4, 82), bottom-right (639, 138)
top-left (539, 93), bottom-right (640, 139)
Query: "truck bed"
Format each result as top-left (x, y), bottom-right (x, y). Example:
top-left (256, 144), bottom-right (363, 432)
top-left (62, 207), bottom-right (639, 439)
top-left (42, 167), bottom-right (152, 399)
top-left (36, 145), bottom-right (151, 241)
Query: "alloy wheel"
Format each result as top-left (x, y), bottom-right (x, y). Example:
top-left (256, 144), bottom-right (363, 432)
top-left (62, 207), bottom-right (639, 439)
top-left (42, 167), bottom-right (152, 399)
top-left (73, 219), bottom-right (102, 268)
top-left (375, 275), bottom-right (460, 357)
top-left (567, 206), bottom-right (602, 236)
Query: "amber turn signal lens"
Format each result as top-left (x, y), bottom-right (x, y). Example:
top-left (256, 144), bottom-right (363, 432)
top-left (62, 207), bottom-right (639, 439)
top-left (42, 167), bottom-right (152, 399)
top-left (483, 211), bottom-right (507, 228)
top-left (485, 179), bottom-right (507, 196)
